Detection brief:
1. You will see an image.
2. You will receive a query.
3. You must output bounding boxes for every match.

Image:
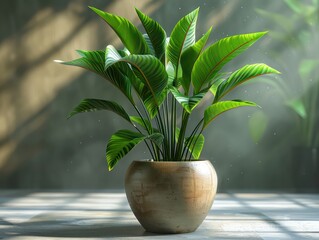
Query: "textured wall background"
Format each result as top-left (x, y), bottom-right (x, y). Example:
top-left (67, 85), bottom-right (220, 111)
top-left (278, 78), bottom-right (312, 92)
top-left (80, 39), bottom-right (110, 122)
top-left (0, 0), bottom-right (317, 190)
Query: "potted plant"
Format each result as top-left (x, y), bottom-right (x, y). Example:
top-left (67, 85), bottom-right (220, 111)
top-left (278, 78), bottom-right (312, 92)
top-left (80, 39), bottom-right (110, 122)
top-left (56, 6), bottom-right (279, 233)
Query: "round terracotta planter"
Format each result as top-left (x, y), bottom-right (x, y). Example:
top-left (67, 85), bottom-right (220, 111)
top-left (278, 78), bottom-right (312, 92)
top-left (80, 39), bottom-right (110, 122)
top-left (125, 160), bottom-right (218, 234)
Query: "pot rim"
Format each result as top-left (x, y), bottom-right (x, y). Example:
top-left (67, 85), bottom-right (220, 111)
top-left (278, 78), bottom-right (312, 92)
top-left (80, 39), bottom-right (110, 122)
top-left (132, 159), bottom-right (211, 163)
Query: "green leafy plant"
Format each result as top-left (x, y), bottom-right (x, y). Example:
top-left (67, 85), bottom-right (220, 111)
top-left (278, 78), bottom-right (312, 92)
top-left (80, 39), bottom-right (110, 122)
top-left (255, 0), bottom-right (319, 148)
top-left (56, 7), bottom-right (279, 170)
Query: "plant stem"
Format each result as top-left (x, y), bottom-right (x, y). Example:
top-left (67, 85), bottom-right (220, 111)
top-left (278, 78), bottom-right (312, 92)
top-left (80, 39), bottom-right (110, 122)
top-left (154, 115), bottom-right (164, 160)
top-left (175, 110), bottom-right (190, 160)
top-left (163, 95), bottom-right (170, 160)
top-left (159, 108), bottom-right (169, 160)
top-left (170, 94), bottom-right (176, 160)
top-left (181, 118), bottom-right (203, 159)
top-left (188, 128), bottom-right (204, 161)
top-left (133, 105), bottom-right (156, 160)
top-left (134, 94), bottom-right (159, 159)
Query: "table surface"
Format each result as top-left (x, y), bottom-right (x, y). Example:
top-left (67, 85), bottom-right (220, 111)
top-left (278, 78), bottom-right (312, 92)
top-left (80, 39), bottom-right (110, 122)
top-left (0, 190), bottom-right (318, 240)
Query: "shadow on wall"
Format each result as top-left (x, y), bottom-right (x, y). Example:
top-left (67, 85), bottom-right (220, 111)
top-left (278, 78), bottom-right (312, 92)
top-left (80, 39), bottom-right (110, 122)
top-left (0, 0), bottom-right (173, 189)
top-left (0, 0), bottom-right (130, 188)
top-left (0, 0), bottom-right (299, 190)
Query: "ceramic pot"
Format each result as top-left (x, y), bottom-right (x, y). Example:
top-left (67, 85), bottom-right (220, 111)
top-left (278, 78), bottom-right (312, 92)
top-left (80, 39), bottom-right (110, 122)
top-left (125, 160), bottom-right (218, 234)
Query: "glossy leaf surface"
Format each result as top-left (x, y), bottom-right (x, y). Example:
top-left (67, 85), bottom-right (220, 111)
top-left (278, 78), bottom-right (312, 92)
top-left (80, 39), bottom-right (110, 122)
top-left (69, 98), bottom-right (131, 123)
top-left (180, 27), bottom-right (212, 93)
top-left (136, 8), bottom-right (166, 62)
top-left (105, 47), bottom-right (168, 118)
top-left (185, 134), bottom-right (205, 159)
top-left (167, 8), bottom-right (199, 80)
top-left (60, 50), bottom-right (105, 76)
top-left (192, 32), bottom-right (267, 94)
top-left (203, 100), bottom-right (258, 129)
top-left (214, 63), bottom-right (280, 102)
top-left (130, 116), bottom-right (154, 133)
top-left (106, 130), bottom-right (163, 170)
top-left (170, 87), bottom-right (206, 113)
top-left (59, 49), bottom-right (134, 103)
top-left (89, 7), bottom-right (150, 54)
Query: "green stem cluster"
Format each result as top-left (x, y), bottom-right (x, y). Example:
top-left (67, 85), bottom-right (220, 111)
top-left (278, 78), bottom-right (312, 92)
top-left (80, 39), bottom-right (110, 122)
top-left (132, 92), bottom-right (203, 161)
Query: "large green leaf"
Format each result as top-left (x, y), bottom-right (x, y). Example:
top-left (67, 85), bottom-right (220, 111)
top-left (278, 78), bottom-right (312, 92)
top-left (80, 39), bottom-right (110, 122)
top-left (136, 8), bottom-right (167, 63)
top-left (214, 63), bottom-right (280, 103)
top-left (167, 62), bottom-right (183, 88)
top-left (57, 49), bottom-right (134, 103)
top-left (175, 128), bottom-right (204, 159)
top-left (122, 55), bottom-right (168, 97)
top-left (141, 86), bottom-right (169, 118)
top-left (106, 52), bottom-right (167, 100)
top-left (180, 27), bottom-right (212, 94)
top-left (172, 125), bottom-right (204, 159)
top-left (130, 116), bottom-right (154, 133)
top-left (106, 130), bottom-right (163, 170)
top-left (192, 32), bottom-right (267, 94)
top-left (166, 62), bottom-right (175, 86)
top-left (121, 55), bottom-right (168, 118)
top-left (58, 50), bottom-right (105, 76)
top-left (170, 87), bottom-right (206, 113)
top-left (68, 99), bottom-right (132, 123)
top-left (209, 72), bottom-right (230, 96)
top-left (105, 47), bottom-right (168, 118)
top-left (203, 100), bottom-right (258, 129)
top-left (89, 6), bottom-right (150, 54)
top-left (143, 34), bottom-right (155, 56)
top-left (105, 46), bottom-right (144, 100)
top-left (104, 46), bottom-right (135, 103)
top-left (185, 134), bottom-right (205, 159)
top-left (106, 66), bottom-right (134, 103)
top-left (167, 8), bottom-right (199, 80)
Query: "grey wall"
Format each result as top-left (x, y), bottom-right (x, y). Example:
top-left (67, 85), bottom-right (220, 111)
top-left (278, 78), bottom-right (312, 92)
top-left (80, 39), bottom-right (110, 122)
top-left (0, 0), bottom-right (318, 191)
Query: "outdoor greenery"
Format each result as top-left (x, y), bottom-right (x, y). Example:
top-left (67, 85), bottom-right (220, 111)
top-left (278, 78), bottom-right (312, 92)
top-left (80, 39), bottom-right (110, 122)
top-left (256, 0), bottom-right (319, 149)
top-left (57, 7), bottom-right (279, 170)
